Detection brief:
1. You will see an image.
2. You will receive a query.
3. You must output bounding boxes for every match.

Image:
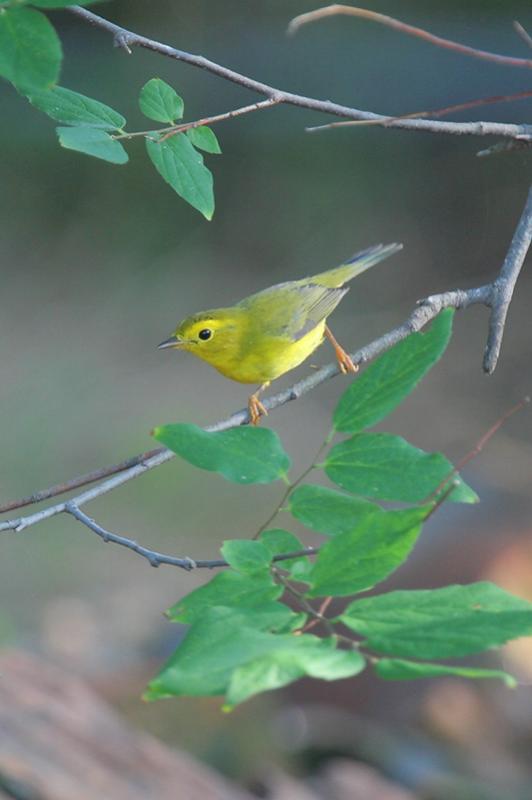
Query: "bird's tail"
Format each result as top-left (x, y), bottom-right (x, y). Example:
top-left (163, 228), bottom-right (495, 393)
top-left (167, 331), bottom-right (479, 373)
top-left (313, 242), bottom-right (403, 288)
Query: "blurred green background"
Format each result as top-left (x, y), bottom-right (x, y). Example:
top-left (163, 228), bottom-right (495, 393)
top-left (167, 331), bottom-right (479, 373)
top-left (1, 1), bottom-right (532, 797)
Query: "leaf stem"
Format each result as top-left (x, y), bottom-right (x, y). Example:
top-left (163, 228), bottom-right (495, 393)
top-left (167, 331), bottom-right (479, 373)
top-left (252, 434), bottom-right (331, 539)
top-left (272, 567), bottom-right (336, 636)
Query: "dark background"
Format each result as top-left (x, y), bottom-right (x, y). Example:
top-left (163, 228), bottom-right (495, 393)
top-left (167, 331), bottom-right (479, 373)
top-left (1, 2), bottom-right (531, 797)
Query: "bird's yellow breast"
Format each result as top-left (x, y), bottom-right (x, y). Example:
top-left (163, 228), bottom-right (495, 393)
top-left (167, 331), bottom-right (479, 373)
top-left (202, 320), bottom-right (326, 384)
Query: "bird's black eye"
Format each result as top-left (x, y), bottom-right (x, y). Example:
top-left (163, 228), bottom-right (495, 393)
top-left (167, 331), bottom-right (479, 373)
top-left (198, 328), bottom-right (212, 341)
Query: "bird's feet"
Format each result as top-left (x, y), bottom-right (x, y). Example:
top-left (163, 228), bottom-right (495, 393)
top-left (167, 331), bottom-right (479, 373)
top-left (325, 326), bottom-right (358, 374)
top-left (334, 345), bottom-right (358, 374)
top-left (248, 393), bottom-right (268, 425)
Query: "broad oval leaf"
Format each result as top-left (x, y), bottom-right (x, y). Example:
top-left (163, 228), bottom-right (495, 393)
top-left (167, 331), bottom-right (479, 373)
top-left (56, 126), bottom-right (128, 164)
top-left (139, 78), bottom-right (184, 123)
top-left (306, 507), bottom-right (426, 598)
top-left (324, 432), bottom-right (477, 504)
top-left (0, 7), bottom-right (61, 91)
top-left (340, 582), bottom-right (532, 659)
top-left (146, 133), bottom-right (214, 219)
top-left (166, 570), bottom-right (283, 624)
top-left (289, 484), bottom-right (380, 537)
top-left (146, 606), bottom-right (317, 699)
top-left (226, 640), bottom-right (365, 708)
top-left (334, 309), bottom-right (454, 432)
top-left (28, 85), bottom-right (125, 129)
top-left (153, 423), bottom-right (291, 484)
top-left (375, 658), bottom-right (517, 687)
top-left (187, 125), bottom-right (221, 154)
top-left (221, 539), bottom-right (272, 574)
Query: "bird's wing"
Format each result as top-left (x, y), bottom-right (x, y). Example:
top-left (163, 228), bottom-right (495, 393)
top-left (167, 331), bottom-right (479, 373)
top-left (240, 281), bottom-right (348, 341)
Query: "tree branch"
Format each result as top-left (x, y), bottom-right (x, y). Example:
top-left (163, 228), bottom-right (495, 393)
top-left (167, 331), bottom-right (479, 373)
top-left (66, 6), bottom-right (532, 142)
top-left (514, 21), bottom-right (532, 51)
top-left (483, 187), bottom-right (532, 373)
top-left (1, 184), bottom-right (530, 543)
top-left (0, 447), bottom-right (163, 514)
top-left (288, 6), bottom-right (532, 70)
top-left (64, 502), bottom-right (317, 571)
top-left (113, 98), bottom-right (282, 142)
top-left (305, 89), bottom-right (532, 134)
top-left (0, 284), bottom-right (489, 525)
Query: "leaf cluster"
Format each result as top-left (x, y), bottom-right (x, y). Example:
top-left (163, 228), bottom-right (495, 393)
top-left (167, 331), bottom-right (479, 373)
top-left (0, 4), bottom-right (219, 217)
top-left (147, 311), bottom-right (532, 707)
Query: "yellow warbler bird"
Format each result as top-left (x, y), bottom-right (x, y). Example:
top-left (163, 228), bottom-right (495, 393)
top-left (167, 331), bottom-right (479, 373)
top-left (159, 243), bottom-right (402, 423)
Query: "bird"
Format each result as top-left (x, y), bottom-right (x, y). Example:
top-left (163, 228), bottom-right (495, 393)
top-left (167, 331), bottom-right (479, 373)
top-left (158, 243), bottom-right (402, 424)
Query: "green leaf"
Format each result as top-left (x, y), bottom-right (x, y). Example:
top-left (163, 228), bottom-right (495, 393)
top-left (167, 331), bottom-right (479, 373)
top-left (375, 658), bottom-right (517, 687)
top-left (221, 539), bottom-right (272, 575)
top-left (289, 484), bottom-right (380, 537)
top-left (153, 423), bottom-right (291, 484)
top-left (166, 570), bottom-right (282, 624)
top-left (226, 639), bottom-right (365, 707)
top-left (56, 126), bottom-right (128, 164)
top-left (28, 85), bottom-right (125, 129)
top-left (187, 125), bottom-right (221, 154)
top-left (307, 507), bottom-right (426, 598)
top-left (146, 132), bottom-right (214, 219)
top-left (324, 432), bottom-right (478, 504)
top-left (259, 529), bottom-right (309, 574)
top-left (340, 582), bottom-right (532, 659)
top-left (139, 78), bottom-right (184, 123)
top-left (334, 310), bottom-right (454, 432)
top-left (145, 606), bottom-right (323, 699)
top-left (0, 7), bottom-right (61, 91)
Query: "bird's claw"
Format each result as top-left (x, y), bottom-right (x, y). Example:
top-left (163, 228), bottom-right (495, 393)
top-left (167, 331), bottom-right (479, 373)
top-left (335, 348), bottom-right (358, 374)
top-left (248, 395), bottom-right (268, 425)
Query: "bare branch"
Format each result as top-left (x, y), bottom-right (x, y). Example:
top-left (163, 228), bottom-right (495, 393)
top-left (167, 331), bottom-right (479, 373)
top-left (306, 89), bottom-right (532, 134)
top-left (477, 139), bottom-right (532, 158)
top-left (0, 447), bottom-right (164, 515)
top-left (424, 397), bottom-right (530, 502)
top-left (484, 186), bottom-right (532, 373)
top-left (158, 98), bottom-right (281, 142)
top-left (65, 502), bottom-right (317, 571)
top-left (0, 284), bottom-right (493, 537)
top-left (66, 6), bottom-right (532, 142)
top-left (288, 5), bottom-right (532, 70)
top-left (514, 21), bottom-right (532, 51)
top-left (114, 98), bottom-right (282, 143)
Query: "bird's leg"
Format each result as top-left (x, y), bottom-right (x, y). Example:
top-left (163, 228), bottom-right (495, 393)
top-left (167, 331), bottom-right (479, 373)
top-left (248, 382), bottom-right (270, 425)
top-left (324, 325), bottom-right (358, 374)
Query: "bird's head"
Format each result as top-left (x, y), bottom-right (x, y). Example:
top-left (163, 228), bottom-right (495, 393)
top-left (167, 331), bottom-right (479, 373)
top-left (158, 309), bottom-right (245, 367)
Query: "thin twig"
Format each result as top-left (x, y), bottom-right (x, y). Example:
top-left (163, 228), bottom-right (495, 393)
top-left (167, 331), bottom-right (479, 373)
top-left (65, 502), bottom-right (317, 571)
top-left (424, 397), bottom-right (530, 504)
top-left (66, 6), bottom-right (532, 142)
top-left (158, 98), bottom-right (281, 142)
top-left (0, 448), bottom-right (163, 515)
top-left (252, 435), bottom-right (332, 539)
top-left (273, 567), bottom-right (336, 636)
top-left (113, 98), bottom-right (282, 142)
top-left (514, 21), bottom-right (532, 51)
top-left (288, 6), bottom-right (532, 70)
top-left (300, 595), bottom-right (334, 633)
top-left (484, 186), bottom-right (532, 373)
top-left (477, 140), bottom-right (532, 158)
top-left (306, 89), bottom-right (532, 134)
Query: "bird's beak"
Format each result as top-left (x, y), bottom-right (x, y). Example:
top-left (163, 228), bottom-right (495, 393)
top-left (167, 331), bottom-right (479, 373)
top-left (158, 335), bottom-right (184, 350)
